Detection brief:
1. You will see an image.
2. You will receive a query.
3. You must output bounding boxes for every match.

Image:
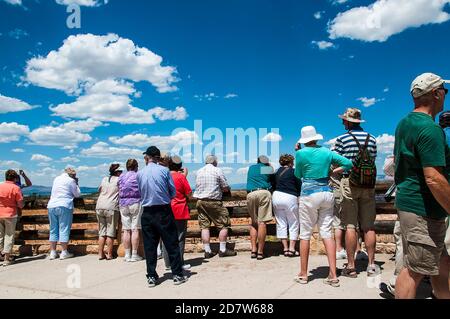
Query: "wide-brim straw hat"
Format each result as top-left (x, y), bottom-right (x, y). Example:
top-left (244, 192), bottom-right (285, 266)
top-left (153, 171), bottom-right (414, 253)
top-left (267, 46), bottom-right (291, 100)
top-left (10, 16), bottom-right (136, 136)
top-left (338, 108), bottom-right (366, 123)
top-left (298, 126), bottom-right (324, 144)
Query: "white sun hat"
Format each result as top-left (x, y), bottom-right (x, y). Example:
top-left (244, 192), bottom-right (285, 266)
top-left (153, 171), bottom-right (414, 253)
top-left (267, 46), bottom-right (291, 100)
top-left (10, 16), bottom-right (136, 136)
top-left (411, 73), bottom-right (450, 98)
top-left (298, 126), bottom-right (324, 144)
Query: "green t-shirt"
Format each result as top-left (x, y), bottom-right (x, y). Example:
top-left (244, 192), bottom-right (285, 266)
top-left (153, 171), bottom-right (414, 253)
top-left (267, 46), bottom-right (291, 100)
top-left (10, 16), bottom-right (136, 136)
top-left (394, 112), bottom-right (450, 219)
top-left (246, 163), bottom-right (273, 191)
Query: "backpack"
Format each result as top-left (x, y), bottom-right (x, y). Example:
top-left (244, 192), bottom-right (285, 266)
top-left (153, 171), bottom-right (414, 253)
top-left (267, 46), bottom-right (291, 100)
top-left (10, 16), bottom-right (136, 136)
top-left (348, 132), bottom-right (377, 189)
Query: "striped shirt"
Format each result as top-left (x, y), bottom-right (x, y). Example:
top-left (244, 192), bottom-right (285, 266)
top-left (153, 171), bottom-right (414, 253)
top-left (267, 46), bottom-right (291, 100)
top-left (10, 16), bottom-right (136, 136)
top-left (332, 127), bottom-right (377, 161)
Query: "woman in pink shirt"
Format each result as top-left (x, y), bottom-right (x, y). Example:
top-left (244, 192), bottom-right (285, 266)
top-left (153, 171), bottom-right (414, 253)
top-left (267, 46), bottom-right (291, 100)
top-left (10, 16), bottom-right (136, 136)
top-left (0, 170), bottom-right (24, 267)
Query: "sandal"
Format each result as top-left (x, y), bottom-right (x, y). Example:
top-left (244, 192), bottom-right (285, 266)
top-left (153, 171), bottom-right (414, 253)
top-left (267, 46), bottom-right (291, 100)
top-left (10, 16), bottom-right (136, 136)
top-left (251, 252), bottom-right (258, 259)
top-left (294, 276), bottom-right (308, 284)
top-left (288, 250), bottom-right (299, 258)
top-left (257, 253), bottom-right (265, 260)
top-left (323, 278), bottom-right (340, 287)
top-left (283, 250), bottom-right (290, 257)
top-left (341, 267), bottom-right (358, 278)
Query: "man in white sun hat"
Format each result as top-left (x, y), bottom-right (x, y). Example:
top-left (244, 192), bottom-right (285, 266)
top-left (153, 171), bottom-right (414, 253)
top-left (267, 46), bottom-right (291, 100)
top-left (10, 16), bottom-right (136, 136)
top-left (394, 73), bottom-right (450, 299)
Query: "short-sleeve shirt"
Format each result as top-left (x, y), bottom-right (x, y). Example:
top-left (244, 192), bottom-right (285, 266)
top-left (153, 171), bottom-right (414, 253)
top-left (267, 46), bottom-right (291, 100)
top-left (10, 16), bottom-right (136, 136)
top-left (333, 127), bottom-right (378, 162)
top-left (394, 112), bottom-right (450, 219)
top-left (246, 163), bottom-right (273, 191)
top-left (193, 164), bottom-right (229, 200)
top-left (0, 181), bottom-right (23, 218)
top-left (96, 176), bottom-right (120, 211)
top-left (170, 171), bottom-right (192, 220)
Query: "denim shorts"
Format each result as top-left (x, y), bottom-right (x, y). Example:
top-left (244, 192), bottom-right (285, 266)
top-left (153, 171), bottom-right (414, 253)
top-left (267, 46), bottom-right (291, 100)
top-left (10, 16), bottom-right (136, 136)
top-left (48, 207), bottom-right (73, 243)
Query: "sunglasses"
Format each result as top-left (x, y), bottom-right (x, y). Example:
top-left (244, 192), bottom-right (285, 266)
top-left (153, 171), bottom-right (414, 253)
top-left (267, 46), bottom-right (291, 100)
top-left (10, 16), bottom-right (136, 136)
top-left (438, 87), bottom-right (448, 95)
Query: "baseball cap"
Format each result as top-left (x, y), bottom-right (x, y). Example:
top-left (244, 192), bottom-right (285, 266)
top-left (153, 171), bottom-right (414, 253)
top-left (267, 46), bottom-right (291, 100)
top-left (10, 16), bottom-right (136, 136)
top-left (143, 146), bottom-right (161, 157)
top-left (411, 73), bottom-right (450, 98)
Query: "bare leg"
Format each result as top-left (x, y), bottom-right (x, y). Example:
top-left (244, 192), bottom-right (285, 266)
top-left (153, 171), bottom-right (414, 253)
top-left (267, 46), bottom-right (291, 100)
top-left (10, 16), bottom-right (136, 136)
top-left (364, 229), bottom-right (376, 265)
top-left (218, 228), bottom-right (229, 243)
top-left (289, 240), bottom-right (297, 253)
top-left (323, 238), bottom-right (337, 279)
top-left (122, 230), bottom-right (131, 251)
top-left (395, 268), bottom-right (424, 299)
top-left (106, 237), bottom-right (114, 258)
top-left (201, 229), bottom-right (210, 245)
top-left (50, 241), bottom-right (57, 251)
top-left (299, 239), bottom-right (310, 278)
top-left (335, 229), bottom-right (344, 252)
top-left (431, 255), bottom-right (450, 299)
top-left (61, 243), bottom-right (69, 251)
top-left (257, 223), bottom-right (267, 255)
top-left (345, 228), bottom-right (357, 270)
top-left (131, 230), bottom-right (140, 252)
top-left (281, 239), bottom-right (289, 252)
top-left (250, 224), bottom-right (258, 253)
top-left (98, 237), bottom-right (106, 258)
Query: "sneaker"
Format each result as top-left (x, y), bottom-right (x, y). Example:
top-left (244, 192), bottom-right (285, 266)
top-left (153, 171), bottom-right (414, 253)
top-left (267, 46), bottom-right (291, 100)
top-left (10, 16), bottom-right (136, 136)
top-left (355, 250), bottom-right (369, 261)
top-left (129, 255), bottom-right (143, 262)
top-left (3, 259), bottom-right (13, 267)
top-left (182, 264), bottom-right (191, 271)
top-left (366, 264), bottom-right (379, 277)
top-left (204, 251), bottom-right (216, 259)
top-left (60, 252), bottom-right (74, 260)
top-left (336, 249), bottom-right (347, 260)
top-left (124, 255), bottom-right (131, 262)
top-left (386, 283), bottom-right (396, 296)
top-left (147, 276), bottom-right (159, 288)
top-left (173, 275), bottom-right (188, 286)
top-left (49, 251), bottom-right (59, 260)
top-left (218, 249), bottom-right (237, 258)
top-left (0, 253), bottom-right (4, 262)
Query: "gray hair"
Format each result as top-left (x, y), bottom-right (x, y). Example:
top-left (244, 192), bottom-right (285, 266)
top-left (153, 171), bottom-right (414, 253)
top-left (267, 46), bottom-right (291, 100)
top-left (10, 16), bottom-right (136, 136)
top-left (205, 155), bottom-right (218, 165)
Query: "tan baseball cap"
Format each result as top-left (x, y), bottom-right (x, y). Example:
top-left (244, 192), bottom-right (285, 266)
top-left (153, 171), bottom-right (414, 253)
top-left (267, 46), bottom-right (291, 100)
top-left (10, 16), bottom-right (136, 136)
top-left (411, 73), bottom-right (450, 98)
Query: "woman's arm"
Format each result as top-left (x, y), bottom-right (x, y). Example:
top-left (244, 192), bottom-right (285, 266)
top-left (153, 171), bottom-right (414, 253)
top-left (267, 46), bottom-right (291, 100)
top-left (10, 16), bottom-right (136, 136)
top-left (331, 152), bottom-right (353, 172)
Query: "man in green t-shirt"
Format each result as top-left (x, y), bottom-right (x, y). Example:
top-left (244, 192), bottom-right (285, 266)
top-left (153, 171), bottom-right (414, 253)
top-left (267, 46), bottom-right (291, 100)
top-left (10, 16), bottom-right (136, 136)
top-left (394, 73), bottom-right (450, 299)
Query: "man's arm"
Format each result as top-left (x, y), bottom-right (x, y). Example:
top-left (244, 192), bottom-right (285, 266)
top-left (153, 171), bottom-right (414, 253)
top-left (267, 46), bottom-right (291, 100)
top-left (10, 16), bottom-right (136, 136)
top-left (167, 170), bottom-right (176, 199)
top-left (424, 167), bottom-right (450, 214)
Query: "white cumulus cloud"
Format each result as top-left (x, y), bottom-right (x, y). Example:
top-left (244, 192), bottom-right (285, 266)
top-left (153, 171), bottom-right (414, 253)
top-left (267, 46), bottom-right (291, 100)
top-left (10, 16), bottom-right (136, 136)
top-left (328, 0), bottom-right (450, 42)
top-left (311, 40), bottom-right (336, 50)
top-left (376, 134), bottom-right (395, 154)
top-left (358, 97), bottom-right (380, 107)
top-left (0, 122), bottom-right (30, 143)
top-left (262, 132), bottom-right (282, 143)
top-left (0, 94), bottom-right (37, 114)
top-left (55, 0), bottom-right (108, 6)
top-left (31, 154), bottom-right (53, 162)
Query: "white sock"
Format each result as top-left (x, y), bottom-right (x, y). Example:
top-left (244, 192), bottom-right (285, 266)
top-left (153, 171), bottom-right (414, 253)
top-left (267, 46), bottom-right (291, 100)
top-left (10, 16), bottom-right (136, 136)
top-left (125, 249), bottom-right (131, 257)
top-left (131, 250), bottom-right (138, 257)
top-left (62, 250), bottom-right (68, 255)
top-left (204, 243), bottom-right (211, 253)
top-left (220, 242), bottom-right (227, 252)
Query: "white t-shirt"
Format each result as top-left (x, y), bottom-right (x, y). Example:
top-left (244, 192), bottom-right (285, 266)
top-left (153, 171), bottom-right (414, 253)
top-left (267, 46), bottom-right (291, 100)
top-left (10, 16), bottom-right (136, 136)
top-left (47, 173), bottom-right (81, 210)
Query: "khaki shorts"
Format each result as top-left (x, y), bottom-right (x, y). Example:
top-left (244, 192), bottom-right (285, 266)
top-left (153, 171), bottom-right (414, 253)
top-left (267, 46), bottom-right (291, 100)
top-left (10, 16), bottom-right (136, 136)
top-left (332, 187), bottom-right (345, 230)
top-left (399, 211), bottom-right (447, 276)
top-left (0, 217), bottom-right (18, 254)
top-left (96, 210), bottom-right (119, 238)
top-left (120, 203), bottom-right (142, 230)
top-left (340, 177), bottom-right (376, 231)
top-left (196, 200), bottom-right (231, 230)
top-left (247, 190), bottom-right (273, 224)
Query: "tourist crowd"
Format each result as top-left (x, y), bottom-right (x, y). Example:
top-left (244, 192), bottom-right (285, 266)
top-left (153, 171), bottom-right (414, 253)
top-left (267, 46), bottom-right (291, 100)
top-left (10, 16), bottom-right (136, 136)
top-left (0, 72), bottom-right (448, 298)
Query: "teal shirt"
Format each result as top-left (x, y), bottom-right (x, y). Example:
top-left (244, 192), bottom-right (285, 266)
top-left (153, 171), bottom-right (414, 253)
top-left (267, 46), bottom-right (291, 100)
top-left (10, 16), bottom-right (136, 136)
top-left (247, 163), bottom-right (273, 191)
top-left (295, 146), bottom-right (353, 180)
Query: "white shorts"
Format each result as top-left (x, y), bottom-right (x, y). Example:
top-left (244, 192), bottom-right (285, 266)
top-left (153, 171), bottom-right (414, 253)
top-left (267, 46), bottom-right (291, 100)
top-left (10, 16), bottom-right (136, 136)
top-left (299, 191), bottom-right (334, 240)
top-left (272, 191), bottom-right (299, 240)
top-left (120, 203), bottom-right (142, 230)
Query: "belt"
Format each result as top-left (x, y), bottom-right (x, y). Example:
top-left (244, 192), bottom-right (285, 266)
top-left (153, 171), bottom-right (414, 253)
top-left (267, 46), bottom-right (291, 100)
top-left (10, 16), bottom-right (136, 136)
top-left (247, 188), bottom-right (269, 194)
top-left (198, 198), bottom-right (221, 202)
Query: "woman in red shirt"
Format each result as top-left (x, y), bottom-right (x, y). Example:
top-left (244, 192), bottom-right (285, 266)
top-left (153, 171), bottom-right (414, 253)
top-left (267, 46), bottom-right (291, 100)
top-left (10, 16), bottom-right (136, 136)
top-left (162, 156), bottom-right (192, 271)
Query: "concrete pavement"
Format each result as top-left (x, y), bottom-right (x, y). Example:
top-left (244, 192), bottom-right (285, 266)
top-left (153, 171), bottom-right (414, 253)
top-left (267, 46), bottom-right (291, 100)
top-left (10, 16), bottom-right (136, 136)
top-left (0, 253), bottom-right (432, 299)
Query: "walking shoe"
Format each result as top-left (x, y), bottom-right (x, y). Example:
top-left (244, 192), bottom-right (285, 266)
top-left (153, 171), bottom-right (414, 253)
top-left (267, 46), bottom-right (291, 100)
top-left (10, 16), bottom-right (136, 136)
top-left (182, 264), bottom-right (191, 271)
top-left (173, 275), bottom-right (188, 286)
top-left (49, 251), bottom-right (59, 260)
top-left (336, 249), bottom-right (347, 260)
top-left (0, 253), bottom-right (4, 261)
top-left (129, 255), bottom-right (143, 262)
top-left (355, 250), bottom-right (369, 261)
top-left (147, 276), bottom-right (159, 288)
top-left (218, 249), bottom-right (237, 258)
top-left (386, 283), bottom-right (396, 296)
top-left (3, 259), bottom-right (14, 267)
top-left (59, 252), bottom-right (74, 260)
top-left (204, 251), bottom-right (216, 259)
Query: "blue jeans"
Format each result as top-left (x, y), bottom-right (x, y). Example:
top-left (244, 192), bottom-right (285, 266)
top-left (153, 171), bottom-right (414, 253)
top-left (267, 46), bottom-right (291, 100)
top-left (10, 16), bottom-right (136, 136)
top-left (48, 207), bottom-right (73, 243)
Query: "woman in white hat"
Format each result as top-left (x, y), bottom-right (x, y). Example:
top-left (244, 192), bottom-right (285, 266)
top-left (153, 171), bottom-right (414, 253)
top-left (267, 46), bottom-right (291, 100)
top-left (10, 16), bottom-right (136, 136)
top-left (294, 126), bottom-right (353, 287)
top-left (96, 164), bottom-right (123, 260)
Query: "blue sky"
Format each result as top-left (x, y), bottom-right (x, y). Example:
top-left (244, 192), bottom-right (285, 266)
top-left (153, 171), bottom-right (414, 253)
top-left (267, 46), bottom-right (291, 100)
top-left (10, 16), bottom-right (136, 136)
top-left (1, 0), bottom-right (450, 187)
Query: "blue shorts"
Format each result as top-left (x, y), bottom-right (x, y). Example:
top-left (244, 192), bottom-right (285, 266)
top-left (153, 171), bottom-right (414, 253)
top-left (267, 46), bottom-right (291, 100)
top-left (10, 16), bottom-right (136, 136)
top-left (48, 207), bottom-right (73, 243)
